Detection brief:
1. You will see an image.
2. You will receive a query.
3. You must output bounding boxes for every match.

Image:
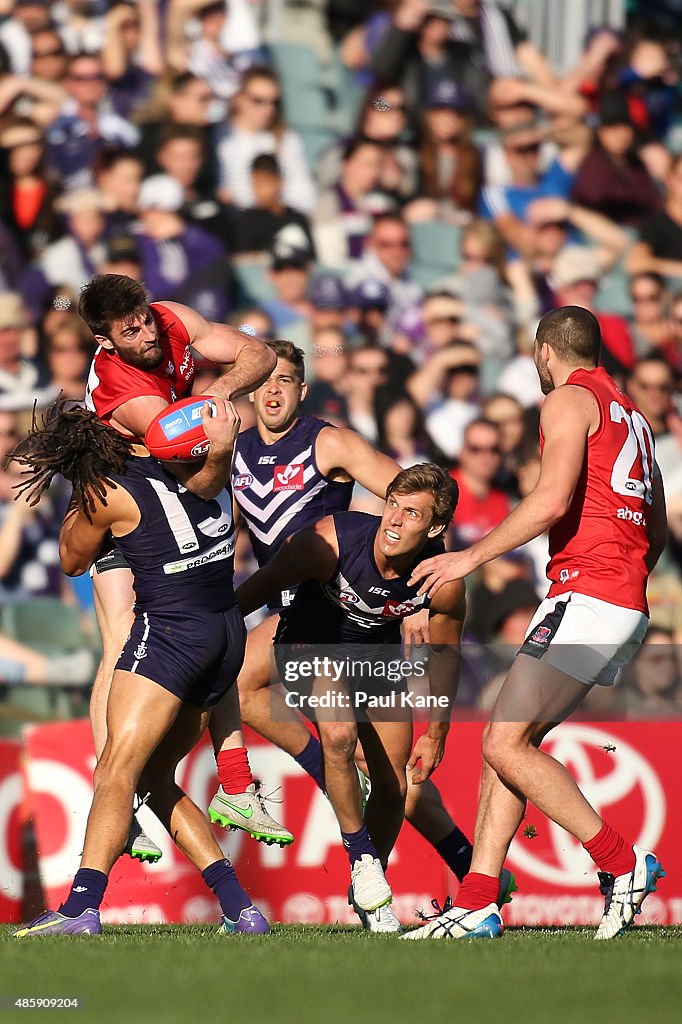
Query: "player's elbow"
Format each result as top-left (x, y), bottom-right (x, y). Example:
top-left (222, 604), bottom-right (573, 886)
top-left (537, 491), bottom-right (572, 526)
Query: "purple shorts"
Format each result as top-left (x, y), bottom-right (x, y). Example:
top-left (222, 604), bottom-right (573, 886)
top-left (117, 606), bottom-right (246, 708)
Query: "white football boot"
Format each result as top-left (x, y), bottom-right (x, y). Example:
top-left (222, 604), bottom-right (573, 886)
top-left (350, 855), bottom-right (393, 912)
top-left (348, 885), bottom-right (402, 933)
top-left (208, 782), bottom-right (294, 846)
top-left (595, 845), bottom-right (665, 940)
top-left (402, 902), bottom-right (504, 941)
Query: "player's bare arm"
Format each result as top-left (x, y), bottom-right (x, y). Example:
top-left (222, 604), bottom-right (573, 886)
top-left (646, 467), bottom-right (668, 573)
top-left (410, 386), bottom-right (599, 596)
top-left (408, 580), bottom-right (466, 785)
top-left (161, 301), bottom-right (277, 399)
top-left (59, 484), bottom-right (139, 577)
top-left (236, 516), bottom-right (339, 617)
top-left (316, 426), bottom-right (400, 498)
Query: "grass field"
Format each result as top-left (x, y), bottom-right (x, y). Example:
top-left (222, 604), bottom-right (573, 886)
top-left (1, 925), bottom-right (681, 1024)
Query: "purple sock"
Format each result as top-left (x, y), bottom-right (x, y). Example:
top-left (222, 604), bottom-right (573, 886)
top-left (293, 734), bottom-right (324, 790)
top-left (341, 824), bottom-right (378, 866)
top-left (59, 868), bottom-right (108, 917)
top-left (435, 827), bottom-right (473, 882)
top-left (202, 858), bottom-right (251, 921)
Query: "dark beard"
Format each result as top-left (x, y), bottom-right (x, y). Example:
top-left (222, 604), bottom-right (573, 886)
top-left (121, 343), bottom-right (165, 371)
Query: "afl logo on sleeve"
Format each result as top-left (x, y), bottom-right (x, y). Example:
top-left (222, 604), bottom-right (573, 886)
top-left (273, 463), bottom-right (305, 492)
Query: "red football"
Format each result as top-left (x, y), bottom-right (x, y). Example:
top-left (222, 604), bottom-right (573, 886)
top-left (144, 396), bottom-right (217, 461)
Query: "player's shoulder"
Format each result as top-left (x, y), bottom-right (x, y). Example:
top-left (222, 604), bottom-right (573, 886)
top-left (334, 509), bottom-right (378, 538)
top-left (429, 577), bottom-right (466, 618)
top-left (542, 381), bottom-right (599, 419)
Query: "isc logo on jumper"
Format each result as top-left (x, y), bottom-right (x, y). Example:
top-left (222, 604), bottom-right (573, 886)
top-left (233, 473), bottom-right (253, 490)
top-left (273, 464), bottom-right (304, 491)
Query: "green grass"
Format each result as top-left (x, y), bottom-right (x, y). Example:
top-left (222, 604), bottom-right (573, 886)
top-left (1, 925), bottom-right (680, 1024)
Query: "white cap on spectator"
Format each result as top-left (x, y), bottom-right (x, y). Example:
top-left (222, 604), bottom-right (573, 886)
top-left (552, 246), bottom-right (600, 290)
top-left (57, 188), bottom-right (104, 215)
top-left (138, 175), bottom-right (184, 213)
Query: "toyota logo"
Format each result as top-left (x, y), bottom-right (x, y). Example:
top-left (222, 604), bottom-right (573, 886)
top-left (507, 724), bottom-right (665, 888)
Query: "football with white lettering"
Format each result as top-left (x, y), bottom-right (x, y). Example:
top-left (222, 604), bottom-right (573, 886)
top-left (144, 396), bottom-right (217, 461)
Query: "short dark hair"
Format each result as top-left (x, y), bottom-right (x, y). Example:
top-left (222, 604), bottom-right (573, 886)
top-left (387, 464), bottom-right (459, 530)
top-left (251, 153), bottom-right (281, 176)
top-left (78, 275), bottom-right (149, 337)
top-left (94, 146), bottom-right (143, 176)
top-left (342, 137), bottom-right (382, 163)
top-left (535, 306), bottom-right (601, 366)
top-left (268, 339), bottom-right (305, 382)
top-left (629, 271), bottom-right (666, 296)
top-left (626, 354), bottom-right (674, 383)
top-left (157, 123), bottom-right (204, 150)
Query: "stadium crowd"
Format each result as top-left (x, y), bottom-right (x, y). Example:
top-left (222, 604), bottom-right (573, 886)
top-left (0, 0), bottom-right (681, 718)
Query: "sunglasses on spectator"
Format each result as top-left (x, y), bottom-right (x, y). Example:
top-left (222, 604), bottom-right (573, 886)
top-left (33, 47), bottom-right (65, 58)
top-left (465, 443), bottom-right (500, 454)
top-left (631, 292), bottom-right (661, 303)
top-left (69, 72), bottom-right (106, 82)
top-left (246, 94), bottom-right (280, 107)
top-left (376, 238), bottom-right (410, 249)
top-left (425, 315), bottom-right (460, 327)
top-left (633, 380), bottom-right (673, 393)
top-left (461, 251), bottom-right (493, 262)
top-left (509, 142), bottom-right (540, 155)
top-left (354, 365), bottom-right (388, 376)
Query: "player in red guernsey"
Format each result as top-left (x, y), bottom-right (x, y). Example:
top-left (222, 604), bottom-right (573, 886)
top-left (76, 275), bottom-right (276, 861)
top-left (406, 306), bottom-right (668, 942)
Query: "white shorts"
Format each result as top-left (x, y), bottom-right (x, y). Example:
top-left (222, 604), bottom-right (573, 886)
top-left (518, 591), bottom-right (648, 687)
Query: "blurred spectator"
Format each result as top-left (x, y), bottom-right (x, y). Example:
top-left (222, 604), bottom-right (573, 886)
top-left (375, 390), bottom-right (442, 468)
top-left (664, 289), bottom-right (682, 374)
top-left (629, 153), bottom-right (682, 281)
top-left (620, 628), bottom-right (682, 719)
top-left (29, 26), bottom-right (68, 84)
top-left (231, 153), bottom-right (314, 259)
top-left (0, 292), bottom-right (39, 402)
top-left (571, 92), bottom-right (662, 229)
top-left (371, 0), bottom-right (555, 124)
top-left (168, 0), bottom-right (262, 100)
top-left (481, 392), bottom-right (527, 483)
top-left (514, 441), bottom-right (550, 597)
top-left (551, 245), bottom-right (636, 377)
top-left (39, 188), bottom-right (107, 294)
top-left (507, 196), bottom-right (629, 322)
top-left (408, 341), bottom-right (481, 459)
top-left (0, 118), bottom-right (61, 260)
top-left (37, 315), bottom-right (95, 402)
top-left (305, 326), bottom-right (350, 423)
top-left (617, 34), bottom-right (678, 153)
top-left (314, 138), bottom-right (395, 269)
top-left (101, 1), bottom-right (163, 119)
top-left (625, 355), bottom-right (675, 439)
top-left (450, 417), bottom-right (512, 547)
top-left (307, 275), bottom-right (350, 335)
top-left (263, 242), bottom-right (314, 333)
top-left (407, 78), bottom-right (482, 222)
top-left (133, 174), bottom-right (228, 319)
top-left (348, 277), bottom-right (391, 347)
top-left (345, 343), bottom-right (390, 443)
top-left (99, 234), bottom-right (142, 280)
top-left (346, 212), bottom-right (422, 334)
top-left (479, 120), bottom-right (578, 257)
top-left (628, 272), bottom-right (674, 357)
top-left (51, 0), bottom-right (106, 54)
top-left (156, 123), bottom-right (235, 239)
top-left (136, 72), bottom-right (219, 193)
top-left (94, 146), bottom-right (143, 235)
top-left (317, 83), bottom-right (418, 203)
top-left (46, 52), bottom-right (139, 191)
top-left (216, 65), bottom-right (316, 214)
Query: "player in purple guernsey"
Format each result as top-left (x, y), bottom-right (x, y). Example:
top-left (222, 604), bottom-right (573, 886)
top-left (236, 466), bottom-right (466, 927)
top-left (209, 341), bottom-right (517, 924)
top-left (12, 401), bottom-right (268, 937)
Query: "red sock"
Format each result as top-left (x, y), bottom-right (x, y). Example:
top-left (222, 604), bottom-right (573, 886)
top-left (216, 747), bottom-right (253, 793)
top-left (455, 872), bottom-right (500, 911)
top-left (583, 821), bottom-right (635, 877)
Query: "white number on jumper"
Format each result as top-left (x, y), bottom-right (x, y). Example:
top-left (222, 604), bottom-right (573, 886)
top-left (148, 479), bottom-right (232, 552)
top-left (609, 402), bottom-right (654, 505)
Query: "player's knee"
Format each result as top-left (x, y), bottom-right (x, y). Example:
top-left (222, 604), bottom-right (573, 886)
top-left (481, 724), bottom-right (511, 774)
top-left (322, 723), bottom-right (358, 762)
top-left (374, 769), bottom-right (407, 808)
top-left (93, 752), bottom-right (137, 794)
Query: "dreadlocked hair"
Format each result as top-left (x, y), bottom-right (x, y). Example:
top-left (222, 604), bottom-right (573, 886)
top-left (11, 399), bottom-right (133, 521)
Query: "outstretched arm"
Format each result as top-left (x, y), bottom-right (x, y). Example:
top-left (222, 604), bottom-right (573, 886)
top-left (235, 516), bottom-right (340, 616)
top-left (316, 426), bottom-right (400, 500)
top-left (409, 385), bottom-right (596, 596)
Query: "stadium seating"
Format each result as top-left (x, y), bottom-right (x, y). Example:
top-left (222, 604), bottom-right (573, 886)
top-left (1, 597), bottom-right (89, 656)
